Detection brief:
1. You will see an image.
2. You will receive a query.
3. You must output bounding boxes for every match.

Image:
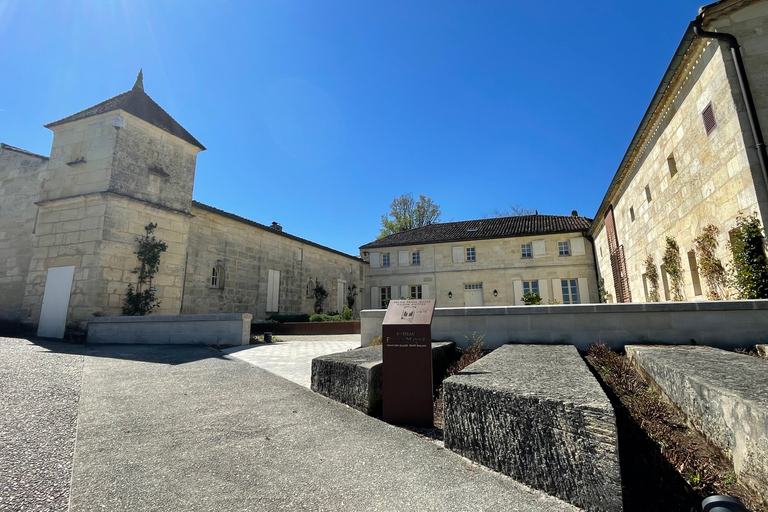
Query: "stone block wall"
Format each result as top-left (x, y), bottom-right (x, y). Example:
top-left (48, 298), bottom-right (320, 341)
top-left (183, 205), bottom-right (365, 319)
top-left (0, 146), bottom-right (48, 322)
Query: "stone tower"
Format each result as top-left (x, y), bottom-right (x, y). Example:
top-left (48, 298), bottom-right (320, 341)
top-left (22, 72), bottom-right (205, 332)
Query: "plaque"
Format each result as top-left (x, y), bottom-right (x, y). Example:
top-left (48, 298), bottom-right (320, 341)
top-left (382, 299), bottom-right (436, 427)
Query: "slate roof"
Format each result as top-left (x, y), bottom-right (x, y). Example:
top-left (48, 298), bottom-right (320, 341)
top-left (191, 201), bottom-right (363, 262)
top-left (360, 214), bottom-right (593, 250)
top-left (0, 143), bottom-right (49, 160)
top-left (45, 87), bottom-right (205, 150)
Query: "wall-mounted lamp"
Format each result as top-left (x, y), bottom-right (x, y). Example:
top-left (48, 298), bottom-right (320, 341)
top-left (448, 291), bottom-right (453, 299)
top-left (493, 289), bottom-right (498, 297)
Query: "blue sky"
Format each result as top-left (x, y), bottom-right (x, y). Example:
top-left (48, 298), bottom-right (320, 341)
top-left (1, 0), bottom-right (704, 255)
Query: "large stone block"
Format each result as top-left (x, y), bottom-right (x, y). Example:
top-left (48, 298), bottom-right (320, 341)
top-left (444, 344), bottom-right (622, 512)
top-left (626, 345), bottom-right (768, 505)
top-left (311, 341), bottom-right (455, 417)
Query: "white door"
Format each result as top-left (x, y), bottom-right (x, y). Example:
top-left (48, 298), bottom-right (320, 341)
top-left (337, 280), bottom-right (346, 312)
top-left (464, 284), bottom-right (484, 306)
top-left (37, 266), bottom-right (75, 339)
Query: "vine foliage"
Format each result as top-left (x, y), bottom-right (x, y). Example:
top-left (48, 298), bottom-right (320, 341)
top-left (694, 224), bottom-right (729, 300)
top-left (313, 282), bottom-right (329, 314)
top-left (729, 213), bottom-right (768, 299)
top-left (662, 237), bottom-right (684, 301)
top-left (644, 254), bottom-right (661, 302)
top-left (123, 223), bottom-right (167, 316)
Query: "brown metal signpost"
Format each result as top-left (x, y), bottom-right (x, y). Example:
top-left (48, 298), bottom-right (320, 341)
top-left (382, 299), bottom-right (436, 427)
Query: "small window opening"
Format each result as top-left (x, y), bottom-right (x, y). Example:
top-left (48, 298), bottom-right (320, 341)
top-left (211, 263), bottom-right (225, 289)
top-left (688, 251), bottom-right (702, 296)
top-left (667, 155), bottom-right (678, 177)
top-left (702, 102), bottom-right (717, 135)
top-left (660, 266), bottom-right (670, 301)
top-left (642, 273), bottom-right (650, 301)
top-left (629, 207), bottom-right (635, 222)
top-left (645, 185), bottom-right (652, 203)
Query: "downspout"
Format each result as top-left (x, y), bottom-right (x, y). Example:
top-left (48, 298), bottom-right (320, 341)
top-left (693, 20), bottom-right (768, 198)
top-left (586, 234), bottom-right (603, 302)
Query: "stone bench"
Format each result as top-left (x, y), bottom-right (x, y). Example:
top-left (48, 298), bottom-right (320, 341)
top-left (443, 344), bottom-right (622, 512)
top-left (87, 313), bottom-right (251, 347)
top-left (311, 341), bottom-right (455, 417)
top-left (626, 345), bottom-right (768, 504)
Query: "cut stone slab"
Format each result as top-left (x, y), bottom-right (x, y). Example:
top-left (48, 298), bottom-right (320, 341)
top-left (311, 341), bottom-right (455, 417)
top-left (756, 344), bottom-right (768, 359)
top-left (444, 344), bottom-right (622, 512)
top-left (626, 345), bottom-right (768, 505)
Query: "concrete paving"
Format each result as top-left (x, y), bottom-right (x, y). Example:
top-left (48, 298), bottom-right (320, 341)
top-left (2, 337), bottom-right (579, 511)
top-left (223, 335), bottom-right (361, 388)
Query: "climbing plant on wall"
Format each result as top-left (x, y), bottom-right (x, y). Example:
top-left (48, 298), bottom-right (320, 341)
top-left (644, 254), bottom-right (661, 302)
top-left (694, 224), bottom-right (730, 300)
top-left (662, 237), bottom-right (684, 301)
top-left (346, 284), bottom-right (358, 310)
top-left (313, 281), bottom-right (329, 314)
top-left (123, 222), bottom-right (168, 316)
top-left (729, 213), bottom-right (768, 299)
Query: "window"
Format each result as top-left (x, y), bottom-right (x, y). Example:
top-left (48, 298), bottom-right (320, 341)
top-left (688, 251), bottom-right (702, 296)
top-left (630, 207), bottom-right (635, 222)
top-left (561, 279), bottom-right (580, 304)
top-left (211, 267), bottom-right (219, 287)
top-left (464, 283), bottom-right (483, 290)
top-left (466, 247), bottom-right (476, 262)
top-left (267, 269), bottom-right (280, 312)
top-left (668, 155), bottom-right (678, 177)
top-left (522, 281), bottom-right (539, 296)
top-left (642, 273), bottom-right (650, 301)
top-left (382, 253), bottom-right (390, 267)
top-left (412, 251), bottom-right (420, 266)
top-left (409, 285), bottom-right (422, 299)
top-left (306, 279), bottom-right (315, 298)
top-left (702, 102), bottom-right (717, 135)
top-left (645, 185), bottom-right (652, 203)
top-left (380, 286), bottom-right (392, 308)
top-left (558, 241), bottom-right (570, 256)
top-left (211, 263), bottom-right (225, 289)
top-left (521, 243), bottom-right (532, 258)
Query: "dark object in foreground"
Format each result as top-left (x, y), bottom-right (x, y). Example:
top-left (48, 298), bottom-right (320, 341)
top-left (703, 495), bottom-right (747, 512)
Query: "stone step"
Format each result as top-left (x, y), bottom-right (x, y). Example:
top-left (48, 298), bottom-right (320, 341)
top-left (625, 345), bottom-right (768, 505)
top-left (443, 344), bottom-right (622, 512)
top-left (310, 341), bottom-right (455, 417)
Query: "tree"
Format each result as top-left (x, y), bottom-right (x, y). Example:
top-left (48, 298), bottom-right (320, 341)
top-left (123, 223), bottom-right (167, 316)
top-left (729, 213), bottom-right (768, 299)
top-left (487, 204), bottom-right (536, 218)
top-left (662, 236), bottom-right (684, 301)
top-left (378, 194), bottom-right (441, 239)
top-left (644, 254), bottom-right (661, 302)
top-left (694, 224), bottom-right (730, 300)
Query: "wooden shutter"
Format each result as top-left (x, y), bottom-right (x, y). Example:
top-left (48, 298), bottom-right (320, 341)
top-left (532, 240), bottom-right (546, 257)
top-left (371, 287), bottom-right (379, 309)
top-left (538, 280), bottom-right (549, 303)
top-left (570, 237), bottom-right (586, 256)
top-left (422, 284), bottom-right (429, 300)
top-left (370, 253), bottom-right (380, 268)
top-left (398, 251), bottom-right (409, 266)
top-left (512, 280), bottom-right (523, 305)
top-left (452, 246), bottom-right (464, 263)
top-left (400, 285), bottom-right (409, 299)
top-left (552, 279), bottom-right (564, 304)
top-left (578, 277), bottom-right (589, 304)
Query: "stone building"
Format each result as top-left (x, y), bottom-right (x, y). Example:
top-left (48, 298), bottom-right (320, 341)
top-left (590, 0), bottom-right (768, 302)
top-left (0, 74), bottom-right (364, 337)
top-left (360, 213), bottom-right (598, 309)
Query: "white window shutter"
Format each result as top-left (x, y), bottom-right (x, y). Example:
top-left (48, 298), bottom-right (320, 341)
top-left (552, 279), bottom-right (564, 304)
top-left (371, 287), bottom-right (379, 309)
top-left (370, 252), bottom-right (380, 268)
top-left (512, 280), bottom-right (523, 305)
top-left (398, 250), bottom-right (409, 266)
top-left (578, 277), bottom-right (589, 304)
top-left (538, 279), bottom-right (549, 303)
top-left (571, 237), bottom-right (586, 256)
top-left (267, 269), bottom-right (280, 312)
top-left (422, 284), bottom-right (429, 300)
top-left (400, 285), bottom-right (409, 299)
top-left (532, 240), bottom-right (546, 257)
top-left (452, 246), bottom-right (463, 263)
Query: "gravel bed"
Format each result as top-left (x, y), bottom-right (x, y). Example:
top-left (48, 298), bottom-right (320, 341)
top-left (0, 338), bottom-right (84, 512)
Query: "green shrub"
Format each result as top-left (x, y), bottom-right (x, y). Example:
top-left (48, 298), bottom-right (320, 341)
top-left (730, 213), bottom-right (768, 299)
top-left (268, 314), bottom-right (311, 323)
top-left (521, 292), bottom-right (542, 305)
top-left (339, 305), bottom-right (357, 321)
top-left (369, 335), bottom-right (383, 346)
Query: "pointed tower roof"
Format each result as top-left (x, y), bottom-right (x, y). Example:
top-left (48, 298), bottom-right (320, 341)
top-left (45, 71), bottom-right (205, 150)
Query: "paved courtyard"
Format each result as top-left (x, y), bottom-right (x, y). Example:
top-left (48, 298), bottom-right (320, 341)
top-left (223, 335), bottom-right (360, 388)
top-left (0, 336), bottom-right (578, 512)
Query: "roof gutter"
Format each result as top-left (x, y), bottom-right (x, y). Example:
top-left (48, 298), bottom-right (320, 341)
top-left (693, 20), bottom-right (768, 201)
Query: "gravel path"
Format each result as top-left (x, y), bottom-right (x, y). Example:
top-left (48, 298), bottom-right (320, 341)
top-left (0, 338), bottom-right (84, 512)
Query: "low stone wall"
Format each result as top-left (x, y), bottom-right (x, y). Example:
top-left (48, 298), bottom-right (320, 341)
top-left (251, 321), bottom-right (360, 335)
top-left (311, 342), bottom-right (455, 417)
top-left (87, 313), bottom-right (252, 347)
top-left (443, 345), bottom-right (622, 512)
top-left (626, 345), bottom-right (768, 505)
top-left (361, 300), bottom-right (768, 349)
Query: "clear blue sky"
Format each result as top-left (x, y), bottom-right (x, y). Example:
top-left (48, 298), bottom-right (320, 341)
top-left (1, 0), bottom-right (704, 255)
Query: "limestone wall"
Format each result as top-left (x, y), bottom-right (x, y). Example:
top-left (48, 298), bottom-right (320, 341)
top-left (183, 205), bottom-right (365, 318)
top-left (594, 26), bottom-right (766, 302)
top-left (0, 146), bottom-right (48, 321)
top-left (364, 232), bottom-right (597, 308)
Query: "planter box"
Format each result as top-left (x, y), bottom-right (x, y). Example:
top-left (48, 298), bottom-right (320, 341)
top-left (251, 321), bottom-right (360, 335)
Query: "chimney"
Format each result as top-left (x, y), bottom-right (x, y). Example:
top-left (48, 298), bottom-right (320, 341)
top-left (571, 210), bottom-right (578, 217)
top-left (270, 222), bottom-right (282, 232)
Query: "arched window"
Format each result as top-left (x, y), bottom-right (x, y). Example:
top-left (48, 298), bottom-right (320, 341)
top-left (211, 262), bottom-right (225, 289)
top-left (306, 279), bottom-right (315, 298)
